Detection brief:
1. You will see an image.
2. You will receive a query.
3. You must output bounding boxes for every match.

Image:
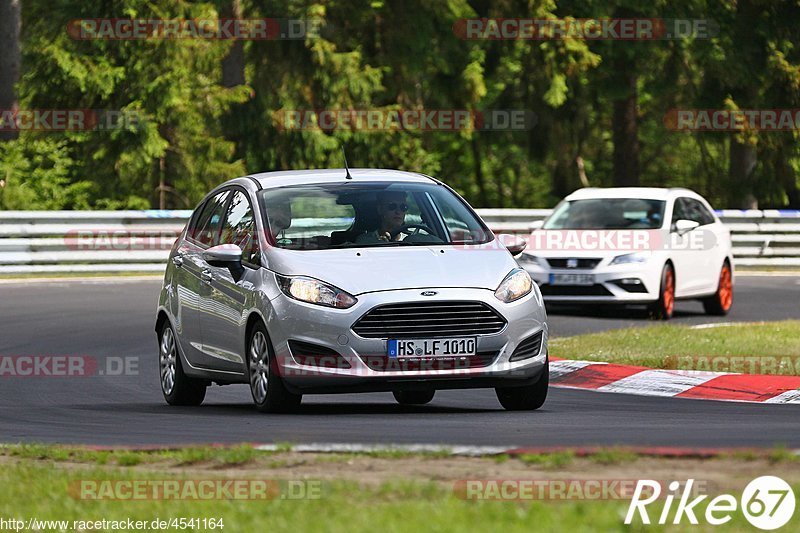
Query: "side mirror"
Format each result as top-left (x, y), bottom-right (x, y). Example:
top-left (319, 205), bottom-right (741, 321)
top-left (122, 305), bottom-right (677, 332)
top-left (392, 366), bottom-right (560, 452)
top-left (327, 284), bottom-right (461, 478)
top-left (203, 244), bottom-right (243, 268)
top-left (497, 233), bottom-right (527, 256)
top-left (673, 219), bottom-right (700, 235)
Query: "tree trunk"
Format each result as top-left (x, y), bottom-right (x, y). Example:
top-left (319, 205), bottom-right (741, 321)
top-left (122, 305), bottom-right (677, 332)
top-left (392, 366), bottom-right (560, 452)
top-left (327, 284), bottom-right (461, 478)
top-left (728, 138), bottom-right (758, 208)
top-left (471, 136), bottom-right (489, 207)
top-left (611, 58), bottom-right (639, 187)
top-left (221, 0), bottom-right (245, 87)
top-left (0, 0), bottom-right (21, 142)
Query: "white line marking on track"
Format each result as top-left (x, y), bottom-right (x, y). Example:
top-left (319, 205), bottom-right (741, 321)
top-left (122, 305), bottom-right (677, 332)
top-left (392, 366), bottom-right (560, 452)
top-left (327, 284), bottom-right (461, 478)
top-left (597, 369), bottom-right (719, 397)
top-left (549, 360), bottom-right (599, 380)
top-left (254, 443), bottom-right (512, 456)
top-left (763, 389), bottom-right (800, 404)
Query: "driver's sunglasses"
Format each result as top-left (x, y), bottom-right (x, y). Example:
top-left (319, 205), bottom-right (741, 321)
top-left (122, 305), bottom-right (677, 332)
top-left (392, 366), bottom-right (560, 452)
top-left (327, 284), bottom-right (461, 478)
top-left (385, 202), bottom-right (409, 212)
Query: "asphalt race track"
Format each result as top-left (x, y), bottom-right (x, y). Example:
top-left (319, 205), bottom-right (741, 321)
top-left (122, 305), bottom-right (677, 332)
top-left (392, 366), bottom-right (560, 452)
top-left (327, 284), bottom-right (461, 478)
top-left (1, 275), bottom-right (798, 447)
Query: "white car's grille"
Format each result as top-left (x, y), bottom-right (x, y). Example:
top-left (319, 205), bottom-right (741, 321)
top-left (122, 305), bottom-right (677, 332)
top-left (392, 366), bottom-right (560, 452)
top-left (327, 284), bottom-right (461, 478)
top-left (352, 301), bottom-right (506, 339)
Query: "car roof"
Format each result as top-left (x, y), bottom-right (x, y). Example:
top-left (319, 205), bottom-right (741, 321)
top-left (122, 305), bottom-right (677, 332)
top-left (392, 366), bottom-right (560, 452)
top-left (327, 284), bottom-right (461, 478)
top-left (248, 168), bottom-right (436, 189)
top-left (564, 187), bottom-right (701, 201)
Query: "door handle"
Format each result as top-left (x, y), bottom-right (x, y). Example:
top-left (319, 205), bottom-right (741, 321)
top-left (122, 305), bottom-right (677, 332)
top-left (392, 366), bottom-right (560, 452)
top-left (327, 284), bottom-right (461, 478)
top-left (201, 269), bottom-right (213, 283)
top-left (172, 255), bottom-right (184, 267)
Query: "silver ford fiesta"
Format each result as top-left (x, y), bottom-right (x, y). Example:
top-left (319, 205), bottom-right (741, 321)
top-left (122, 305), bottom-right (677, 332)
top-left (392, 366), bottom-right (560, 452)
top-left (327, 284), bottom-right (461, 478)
top-left (155, 169), bottom-right (548, 412)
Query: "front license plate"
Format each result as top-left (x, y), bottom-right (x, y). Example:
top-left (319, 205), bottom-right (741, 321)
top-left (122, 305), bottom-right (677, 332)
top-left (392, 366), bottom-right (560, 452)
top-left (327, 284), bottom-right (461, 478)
top-left (388, 338), bottom-right (477, 358)
top-left (549, 273), bottom-right (595, 286)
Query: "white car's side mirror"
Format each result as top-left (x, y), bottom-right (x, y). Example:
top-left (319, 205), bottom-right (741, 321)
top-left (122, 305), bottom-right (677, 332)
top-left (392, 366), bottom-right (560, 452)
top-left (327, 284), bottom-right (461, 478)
top-left (673, 219), bottom-right (700, 234)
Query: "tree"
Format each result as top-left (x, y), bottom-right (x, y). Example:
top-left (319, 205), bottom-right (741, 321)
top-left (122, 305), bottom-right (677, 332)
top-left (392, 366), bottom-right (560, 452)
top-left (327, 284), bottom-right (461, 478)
top-left (0, 0), bottom-right (21, 142)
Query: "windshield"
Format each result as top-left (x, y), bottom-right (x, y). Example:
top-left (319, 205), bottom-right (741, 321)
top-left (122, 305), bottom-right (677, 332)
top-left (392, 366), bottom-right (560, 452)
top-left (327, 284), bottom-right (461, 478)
top-left (543, 198), bottom-right (666, 230)
top-left (257, 182), bottom-right (492, 250)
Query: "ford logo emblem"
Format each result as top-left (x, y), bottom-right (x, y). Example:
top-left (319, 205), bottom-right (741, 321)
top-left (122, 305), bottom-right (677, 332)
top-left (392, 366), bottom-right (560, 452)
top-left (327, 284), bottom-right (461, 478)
top-left (420, 291), bottom-right (438, 296)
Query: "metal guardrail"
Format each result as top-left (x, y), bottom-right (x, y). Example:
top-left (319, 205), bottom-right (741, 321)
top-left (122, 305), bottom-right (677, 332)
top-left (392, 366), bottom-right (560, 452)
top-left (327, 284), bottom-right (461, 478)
top-left (0, 209), bottom-right (799, 273)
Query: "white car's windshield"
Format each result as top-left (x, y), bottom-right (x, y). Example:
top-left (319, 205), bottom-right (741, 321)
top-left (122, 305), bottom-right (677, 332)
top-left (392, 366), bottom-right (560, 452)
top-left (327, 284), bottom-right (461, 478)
top-left (258, 182), bottom-right (492, 250)
top-left (543, 198), bottom-right (666, 230)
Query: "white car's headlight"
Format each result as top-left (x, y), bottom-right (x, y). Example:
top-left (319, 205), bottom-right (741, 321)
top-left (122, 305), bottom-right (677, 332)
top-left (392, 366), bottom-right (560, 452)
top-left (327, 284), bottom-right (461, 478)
top-left (276, 275), bottom-right (357, 309)
top-left (495, 268), bottom-right (533, 303)
top-left (609, 251), bottom-right (651, 265)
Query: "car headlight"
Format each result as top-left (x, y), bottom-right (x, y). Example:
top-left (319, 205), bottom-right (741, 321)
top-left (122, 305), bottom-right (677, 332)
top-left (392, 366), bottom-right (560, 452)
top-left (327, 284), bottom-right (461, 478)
top-left (494, 268), bottom-right (533, 303)
top-left (276, 275), bottom-right (357, 309)
top-left (610, 251), bottom-right (651, 265)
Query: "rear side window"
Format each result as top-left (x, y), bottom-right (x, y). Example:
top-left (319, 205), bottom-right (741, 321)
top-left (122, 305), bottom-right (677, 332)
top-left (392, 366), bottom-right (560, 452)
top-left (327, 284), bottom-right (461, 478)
top-left (220, 190), bottom-right (260, 265)
top-left (190, 190), bottom-right (230, 247)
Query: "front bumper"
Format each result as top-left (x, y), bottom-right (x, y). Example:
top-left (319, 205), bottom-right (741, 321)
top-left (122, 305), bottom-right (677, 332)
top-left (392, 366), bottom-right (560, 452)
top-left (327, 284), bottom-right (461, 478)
top-left (521, 260), bottom-right (663, 303)
top-left (264, 287), bottom-right (548, 393)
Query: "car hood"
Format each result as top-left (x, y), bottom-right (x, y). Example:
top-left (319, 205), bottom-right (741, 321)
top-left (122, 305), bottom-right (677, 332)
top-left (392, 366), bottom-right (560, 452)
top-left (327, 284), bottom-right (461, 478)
top-left (266, 242), bottom-right (517, 295)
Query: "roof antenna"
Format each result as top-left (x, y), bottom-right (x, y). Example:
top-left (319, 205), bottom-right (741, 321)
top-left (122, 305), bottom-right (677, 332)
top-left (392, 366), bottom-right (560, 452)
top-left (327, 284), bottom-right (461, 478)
top-left (341, 145), bottom-right (353, 180)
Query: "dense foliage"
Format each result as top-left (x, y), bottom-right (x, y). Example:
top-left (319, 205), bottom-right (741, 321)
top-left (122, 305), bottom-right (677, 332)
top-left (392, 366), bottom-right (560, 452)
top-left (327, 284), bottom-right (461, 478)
top-left (1, 0), bottom-right (798, 210)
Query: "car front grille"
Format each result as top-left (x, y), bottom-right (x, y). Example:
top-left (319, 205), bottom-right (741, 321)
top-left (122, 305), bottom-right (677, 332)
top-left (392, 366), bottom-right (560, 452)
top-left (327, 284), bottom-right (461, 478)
top-left (361, 351), bottom-right (499, 372)
top-left (352, 301), bottom-right (506, 339)
top-left (539, 284), bottom-right (614, 297)
top-left (545, 258), bottom-right (602, 269)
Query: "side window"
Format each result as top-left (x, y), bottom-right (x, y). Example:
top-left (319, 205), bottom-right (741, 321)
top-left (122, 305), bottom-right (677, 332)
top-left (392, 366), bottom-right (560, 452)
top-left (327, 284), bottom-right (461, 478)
top-left (687, 199), bottom-right (715, 225)
top-left (220, 190), bottom-right (260, 266)
top-left (192, 190), bottom-right (230, 247)
top-left (671, 198), bottom-right (688, 225)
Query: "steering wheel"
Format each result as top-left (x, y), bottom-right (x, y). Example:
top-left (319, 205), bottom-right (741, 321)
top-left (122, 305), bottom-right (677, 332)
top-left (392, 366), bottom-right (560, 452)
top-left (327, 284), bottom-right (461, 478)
top-left (390, 223), bottom-right (435, 240)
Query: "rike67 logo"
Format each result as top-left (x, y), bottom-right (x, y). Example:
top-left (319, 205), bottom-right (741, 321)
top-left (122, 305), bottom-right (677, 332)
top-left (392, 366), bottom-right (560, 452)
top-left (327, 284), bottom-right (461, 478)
top-left (626, 476), bottom-right (796, 530)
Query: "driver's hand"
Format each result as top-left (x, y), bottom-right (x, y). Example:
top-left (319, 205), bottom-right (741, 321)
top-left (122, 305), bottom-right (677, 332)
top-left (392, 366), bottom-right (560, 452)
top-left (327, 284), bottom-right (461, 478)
top-left (379, 232), bottom-right (391, 241)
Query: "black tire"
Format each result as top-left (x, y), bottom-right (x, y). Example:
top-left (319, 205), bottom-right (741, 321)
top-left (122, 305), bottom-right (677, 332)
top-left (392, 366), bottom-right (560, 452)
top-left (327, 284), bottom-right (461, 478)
top-left (702, 261), bottom-right (733, 316)
top-left (648, 263), bottom-right (675, 320)
top-left (495, 361), bottom-right (549, 411)
top-left (393, 390), bottom-right (435, 405)
top-left (158, 322), bottom-right (207, 406)
top-left (247, 321), bottom-right (302, 413)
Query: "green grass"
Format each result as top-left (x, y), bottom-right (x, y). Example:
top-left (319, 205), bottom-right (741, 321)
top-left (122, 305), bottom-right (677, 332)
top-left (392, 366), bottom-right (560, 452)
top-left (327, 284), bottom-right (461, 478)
top-left (551, 320), bottom-right (800, 374)
top-left (518, 451), bottom-right (575, 469)
top-left (0, 461), bottom-right (765, 533)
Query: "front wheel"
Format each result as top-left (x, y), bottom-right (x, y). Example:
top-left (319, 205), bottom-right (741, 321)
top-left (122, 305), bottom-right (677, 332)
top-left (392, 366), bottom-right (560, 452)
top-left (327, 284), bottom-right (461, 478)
top-left (393, 390), bottom-right (435, 405)
top-left (495, 361), bottom-right (548, 411)
top-left (248, 321), bottom-right (302, 413)
top-left (159, 322), bottom-right (207, 406)
top-left (703, 262), bottom-right (733, 315)
top-left (649, 263), bottom-right (675, 320)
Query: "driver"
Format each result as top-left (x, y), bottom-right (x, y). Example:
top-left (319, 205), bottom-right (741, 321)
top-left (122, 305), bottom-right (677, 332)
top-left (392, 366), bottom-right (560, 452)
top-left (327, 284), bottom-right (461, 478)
top-left (355, 191), bottom-right (408, 243)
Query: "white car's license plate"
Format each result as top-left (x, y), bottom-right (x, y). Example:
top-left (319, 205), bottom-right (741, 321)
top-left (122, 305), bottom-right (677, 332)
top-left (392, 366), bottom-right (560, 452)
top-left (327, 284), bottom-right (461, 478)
top-left (549, 273), bottom-right (595, 286)
top-left (388, 338), bottom-right (476, 358)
